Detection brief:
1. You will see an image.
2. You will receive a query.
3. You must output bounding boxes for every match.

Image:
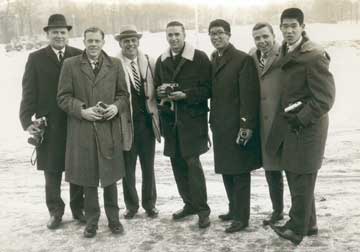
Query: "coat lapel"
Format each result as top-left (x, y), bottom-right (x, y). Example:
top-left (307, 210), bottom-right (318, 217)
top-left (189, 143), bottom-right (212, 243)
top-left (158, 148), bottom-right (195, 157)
top-left (45, 46), bottom-right (61, 68)
top-left (95, 53), bottom-right (113, 85)
top-left (80, 53), bottom-right (96, 83)
top-left (261, 45), bottom-right (280, 76)
top-left (213, 44), bottom-right (234, 77)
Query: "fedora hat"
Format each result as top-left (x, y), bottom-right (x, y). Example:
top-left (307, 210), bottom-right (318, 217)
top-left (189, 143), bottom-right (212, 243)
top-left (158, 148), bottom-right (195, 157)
top-left (115, 25), bottom-right (142, 41)
top-left (43, 14), bottom-right (72, 32)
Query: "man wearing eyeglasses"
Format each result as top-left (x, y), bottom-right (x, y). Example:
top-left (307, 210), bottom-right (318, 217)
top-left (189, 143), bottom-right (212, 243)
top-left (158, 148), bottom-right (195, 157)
top-left (208, 19), bottom-right (261, 233)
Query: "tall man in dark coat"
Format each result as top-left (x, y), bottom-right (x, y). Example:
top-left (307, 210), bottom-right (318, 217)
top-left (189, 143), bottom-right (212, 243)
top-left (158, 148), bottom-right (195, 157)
top-left (249, 22), bottom-right (284, 226)
top-left (155, 21), bottom-right (211, 229)
top-left (19, 14), bottom-right (84, 230)
top-left (208, 19), bottom-right (261, 233)
top-left (57, 27), bottom-right (132, 238)
top-left (268, 8), bottom-right (335, 245)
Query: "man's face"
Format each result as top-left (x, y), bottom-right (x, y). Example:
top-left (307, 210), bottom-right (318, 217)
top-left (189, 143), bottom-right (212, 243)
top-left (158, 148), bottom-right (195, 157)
top-left (209, 26), bottom-right (230, 50)
top-left (119, 36), bottom-right (139, 59)
top-left (166, 26), bottom-right (185, 53)
top-left (83, 31), bottom-right (104, 59)
top-left (280, 18), bottom-right (304, 45)
top-left (47, 27), bottom-right (69, 50)
top-left (252, 26), bottom-right (275, 55)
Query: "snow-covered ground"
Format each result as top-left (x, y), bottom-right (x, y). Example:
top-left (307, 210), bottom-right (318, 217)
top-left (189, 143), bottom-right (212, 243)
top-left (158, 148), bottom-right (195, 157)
top-left (0, 23), bottom-right (359, 251)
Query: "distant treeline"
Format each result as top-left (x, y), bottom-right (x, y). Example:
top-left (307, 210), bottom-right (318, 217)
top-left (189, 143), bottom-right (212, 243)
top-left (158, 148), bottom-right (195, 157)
top-left (0, 0), bottom-right (359, 43)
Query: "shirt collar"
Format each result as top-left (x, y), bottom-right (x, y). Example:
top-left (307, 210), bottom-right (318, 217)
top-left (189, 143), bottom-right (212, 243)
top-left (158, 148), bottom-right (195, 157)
top-left (123, 55), bottom-right (138, 65)
top-left (287, 36), bottom-right (303, 53)
top-left (51, 46), bottom-right (65, 55)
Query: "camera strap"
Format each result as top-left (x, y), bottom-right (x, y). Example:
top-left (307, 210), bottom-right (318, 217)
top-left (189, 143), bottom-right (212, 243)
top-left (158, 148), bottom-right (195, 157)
top-left (30, 148), bottom-right (37, 166)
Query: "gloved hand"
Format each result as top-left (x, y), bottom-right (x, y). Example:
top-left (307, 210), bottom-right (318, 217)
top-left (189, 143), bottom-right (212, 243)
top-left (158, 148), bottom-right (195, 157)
top-left (283, 112), bottom-right (303, 131)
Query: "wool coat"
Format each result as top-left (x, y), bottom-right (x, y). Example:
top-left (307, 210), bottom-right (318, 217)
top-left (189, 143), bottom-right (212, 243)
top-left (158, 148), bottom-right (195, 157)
top-left (19, 45), bottom-right (82, 172)
top-left (154, 43), bottom-right (211, 158)
top-left (249, 43), bottom-right (283, 171)
top-left (210, 44), bottom-right (262, 175)
top-left (266, 37), bottom-right (335, 174)
top-left (57, 51), bottom-right (132, 187)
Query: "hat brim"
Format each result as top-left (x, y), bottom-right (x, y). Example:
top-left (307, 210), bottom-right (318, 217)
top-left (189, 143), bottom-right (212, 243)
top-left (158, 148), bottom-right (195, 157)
top-left (115, 33), bottom-right (142, 41)
top-left (43, 25), bottom-right (72, 32)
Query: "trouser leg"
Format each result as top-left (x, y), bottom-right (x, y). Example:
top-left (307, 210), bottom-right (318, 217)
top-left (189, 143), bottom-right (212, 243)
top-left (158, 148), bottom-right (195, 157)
top-left (232, 173), bottom-right (251, 224)
top-left (222, 175), bottom-right (235, 214)
top-left (285, 171), bottom-right (318, 235)
top-left (103, 183), bottom-right (120, 227)
top-left (69, 183), bottom-right (84, 216)
top-left (265, 170), bottom-right (284, 213)
top-left (44, 171), bottom-right (64, 218)
top-left (122, 147), bottom-right (139, 212)
top-left (84, 186), bottom-right (100, 228)
top-left (184, 156), bottom-right (210, 217)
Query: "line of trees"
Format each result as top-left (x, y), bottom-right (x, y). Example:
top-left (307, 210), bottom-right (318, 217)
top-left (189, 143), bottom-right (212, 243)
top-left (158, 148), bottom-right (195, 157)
top-left (0, 0), bottom-right (359, 43)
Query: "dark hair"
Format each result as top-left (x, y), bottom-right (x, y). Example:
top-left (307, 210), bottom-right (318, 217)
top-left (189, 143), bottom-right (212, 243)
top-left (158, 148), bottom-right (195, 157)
top-left (208, 19), bottom-right (231, 34)
top-left (280, 8), bottom-right (304, 25)
top-left (252, 22), bottom-right (274, 35)
top-left (83, 26), bottom-right (105, 39)
top-left (166, 21), bottom-right (185, 32)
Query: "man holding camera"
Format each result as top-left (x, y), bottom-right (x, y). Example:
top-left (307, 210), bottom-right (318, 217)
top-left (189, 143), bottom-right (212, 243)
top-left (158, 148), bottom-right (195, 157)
top-left (208, 19), bottom-right (261, 233)
top-left (19, 14), bottom-right (84, 229)
top-left (155, 21), bottom-right (211, 229)
top-left (267, 8), bottom-right (335, 245)
top-left (57, 27), bottom-right (132, 238)
top-left (115, 25), bottom-right (161, 219)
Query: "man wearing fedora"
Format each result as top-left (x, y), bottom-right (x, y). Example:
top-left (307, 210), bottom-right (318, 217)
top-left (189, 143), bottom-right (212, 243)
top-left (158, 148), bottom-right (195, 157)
top-left (115, 25), bottom-right (161, 219)
top-left (19, 14), bottom-right (84, 229)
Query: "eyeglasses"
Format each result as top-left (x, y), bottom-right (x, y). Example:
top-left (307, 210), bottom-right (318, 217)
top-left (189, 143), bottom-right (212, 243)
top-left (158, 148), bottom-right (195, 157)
top-left (209, 31), bottom-right (227, 37)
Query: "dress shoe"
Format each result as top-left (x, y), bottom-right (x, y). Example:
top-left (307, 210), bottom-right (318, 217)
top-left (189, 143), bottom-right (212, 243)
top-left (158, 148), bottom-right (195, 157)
top-left (146, 208), bottom-right (159, 218)
top-left (263, 211), bottom-right (284, 226)
top-left (83, 226), bottom-right (97, 238)
top-left (218, 212), bottom-right (233, 221)
top-left (307, 227), bottom-right (318, 236)
top-left (46, 216), bottom-right (62, 230)
top-left (73, 212), bottom-right (86, 224)
top-left (271, 225), bottom-right (303, 245)
top-left (198, 216), bottom-right (211, 228)
top-left (172, 207), bottom-right (196, 220)
top-left (225, 221), bottom-right (248, 233)
top-left (124, 209), bottom-right (137, 219)
top-left (109, 222), bottom-right (124, 235)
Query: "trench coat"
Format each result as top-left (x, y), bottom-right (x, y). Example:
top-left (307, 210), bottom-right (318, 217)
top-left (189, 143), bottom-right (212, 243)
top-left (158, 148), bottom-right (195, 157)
top-left (210, 44), bottom-right (262, 175)
top-left (19, 45), bottom-right (82, 172)
top-left (154, 43), bottom-right (211, 158)
top-left (266, 37), bottom-right (335, 174)
top-left (57, 51), bottom-right (132, 187)
top-left (249, 43), bottom-right (283, 171)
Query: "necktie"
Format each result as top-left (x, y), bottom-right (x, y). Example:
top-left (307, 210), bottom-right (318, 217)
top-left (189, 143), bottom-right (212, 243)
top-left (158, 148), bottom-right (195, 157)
top-left (58, 51), bottom-right (63, 62)
top-left (92, 61), bottom-right (100, 76)
top-left (130, 61), bottom-right (141, 93)
top-left (259, 55), bottom-right (265, 71)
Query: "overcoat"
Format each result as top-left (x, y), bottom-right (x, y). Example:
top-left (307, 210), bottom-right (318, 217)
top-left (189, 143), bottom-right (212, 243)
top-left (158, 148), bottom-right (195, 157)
top-left (210, 44), bottom-right (262, 175)
top-left (19, 45), bottom-right (82, 172)
top-left (154, 43), bottom-right (211, 158)
top-left (117, 50), bottom-right (161, 142)
top-left (266, 37), bottom-right (335, 174)
top-left (57, 51), bottom-right (132, 187)
top-left (249, 43), bottom-right (283, 171)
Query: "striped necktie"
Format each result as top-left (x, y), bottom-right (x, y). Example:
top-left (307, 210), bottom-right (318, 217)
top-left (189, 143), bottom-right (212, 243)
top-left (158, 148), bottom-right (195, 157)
top-left (259, 55), bottom-right (265, 71)
top-left (130, 60), bottom-right (141, 93)
top-left (58, 51), bottom-right (64, 62)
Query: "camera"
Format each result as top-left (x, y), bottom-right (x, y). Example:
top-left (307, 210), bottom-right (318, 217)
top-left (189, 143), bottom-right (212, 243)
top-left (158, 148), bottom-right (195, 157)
top-left (163, 83), bottom-right (179, 96)
top-left (95, 101), bottom-right (108, 115)
top-left (28, 117), bottom-right (47, 147)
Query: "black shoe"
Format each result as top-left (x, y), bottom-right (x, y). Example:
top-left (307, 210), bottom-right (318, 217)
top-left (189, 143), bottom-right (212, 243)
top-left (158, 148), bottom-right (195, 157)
top-left (263, 211), bottom-right (284, 226)
top-left (124, 209), bottom-right (137, 219)
top-left (109, 222), bottom-right (124, 235)
top-left (225, 221), bottom-right (248, 233)
top-left (172, 207), bottom-right (196, 220)
top-left (84, 226), bottom-right (97, 238)
top-left (307, 227), bottom-right (318, 236)
top-left (73, 212), bottom-right (86, 224)
top-left (271, 225), bottom-right (303, 245)
top-left (146, 208), bottom-right (159, 218)
top-left (46, 216), bottom-right (62, 230)
top-left (198, 216), bottom-right (211, 228)
top-left (218, 212), bottom-right (233, 221)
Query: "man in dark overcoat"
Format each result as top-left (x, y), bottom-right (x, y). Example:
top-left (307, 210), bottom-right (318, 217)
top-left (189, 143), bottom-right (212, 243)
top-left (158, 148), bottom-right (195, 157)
top-left (19, 14), bottom-right (84, 229)
top-left (155, 21), bottom-right (211, 229)
top-left (57, 27), bottom-right (132, 238)
top-left (249, 22), bottom-right (284, 226)
top-left (268, 8), bottom-right (335, 245)
top-left (208, 19), bottom-right (261, 233)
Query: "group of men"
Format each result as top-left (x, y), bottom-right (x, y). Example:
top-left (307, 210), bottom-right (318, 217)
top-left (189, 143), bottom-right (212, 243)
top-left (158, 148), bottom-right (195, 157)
top-left (19, 7), bottom-right (335, 245)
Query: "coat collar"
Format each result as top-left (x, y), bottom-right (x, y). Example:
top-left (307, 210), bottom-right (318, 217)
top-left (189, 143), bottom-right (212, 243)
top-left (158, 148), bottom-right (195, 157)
top-left (80, 50), bottom-right (113, 86)
top-left (259, 43), bottom-right (281, 76)
top-left (211, 43), bottom-right (235, 76)
top-left (160, 42), bottom-right (195, 62)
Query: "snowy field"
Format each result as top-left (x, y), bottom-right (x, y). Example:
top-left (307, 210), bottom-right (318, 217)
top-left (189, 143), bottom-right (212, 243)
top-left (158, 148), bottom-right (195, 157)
top-left (0, 23), bottom-right (359, 251)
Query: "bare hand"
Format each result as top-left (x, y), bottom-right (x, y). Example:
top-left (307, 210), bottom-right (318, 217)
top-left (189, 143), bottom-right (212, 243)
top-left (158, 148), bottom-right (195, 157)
top-left (81, 107), bottom-right (103, 121)
top-left (236, 128), bottom-right (253, 146)
top-left (168, 91), bottom-right (186, 101)
top-left (103, 104), bottom-right (118, 120)
top-left (26, 124), bottom-right (41, 135)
